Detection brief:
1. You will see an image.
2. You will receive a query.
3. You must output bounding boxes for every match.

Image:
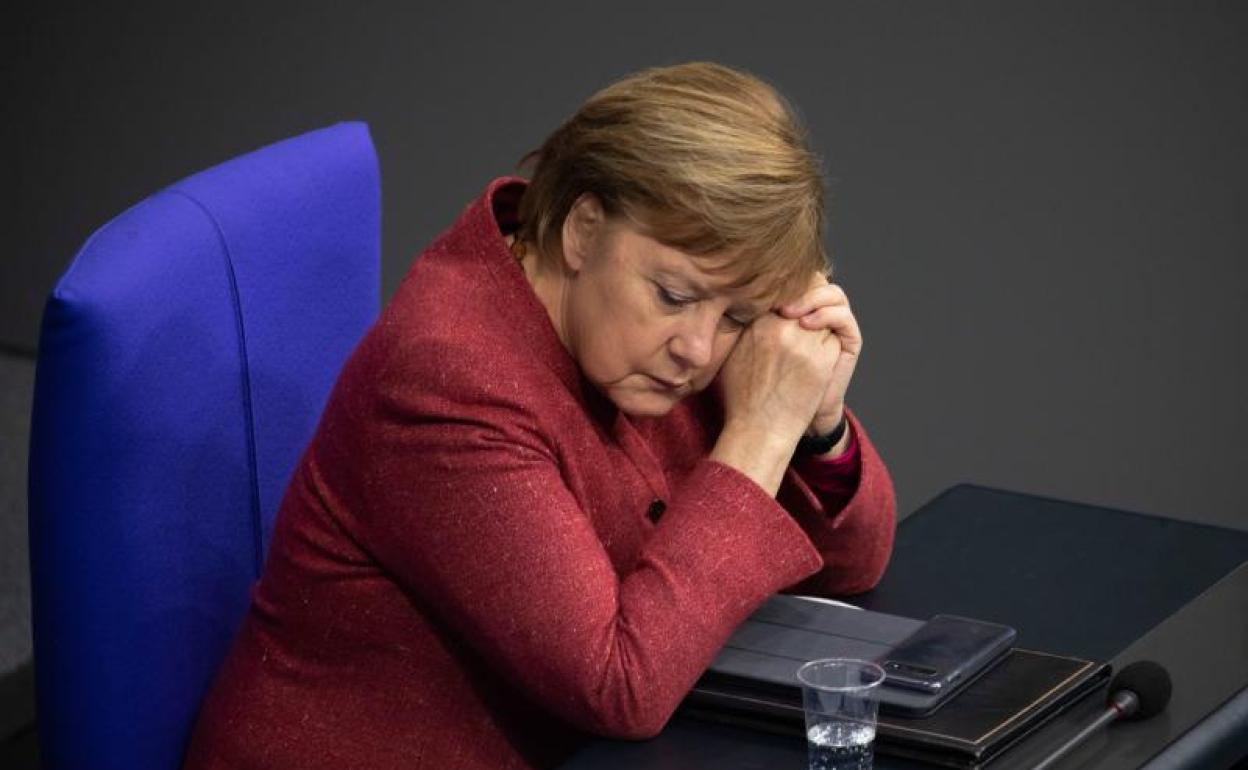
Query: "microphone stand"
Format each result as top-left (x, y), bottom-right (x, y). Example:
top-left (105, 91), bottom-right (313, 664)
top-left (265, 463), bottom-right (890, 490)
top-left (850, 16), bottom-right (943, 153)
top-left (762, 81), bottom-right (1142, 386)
top-left (1031, 691), bottom-right (1138, 770)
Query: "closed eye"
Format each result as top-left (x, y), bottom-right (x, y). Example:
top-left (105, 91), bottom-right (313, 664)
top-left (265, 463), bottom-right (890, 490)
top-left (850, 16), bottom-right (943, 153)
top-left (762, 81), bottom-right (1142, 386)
top-left (656, 284), bottom-right (694, 308)
top-left (655, 282), bottom-right (752, 333)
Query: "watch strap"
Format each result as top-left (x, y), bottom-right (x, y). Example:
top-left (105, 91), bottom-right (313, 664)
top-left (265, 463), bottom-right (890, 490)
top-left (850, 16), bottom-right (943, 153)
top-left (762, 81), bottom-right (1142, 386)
top-left (795, 415), bottom-right (849, 457)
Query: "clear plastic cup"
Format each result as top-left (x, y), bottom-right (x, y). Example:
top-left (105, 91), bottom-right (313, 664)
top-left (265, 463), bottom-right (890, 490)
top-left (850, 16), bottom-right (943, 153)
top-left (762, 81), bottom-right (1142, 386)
top-left (796, 658), bottom-right (886, 770)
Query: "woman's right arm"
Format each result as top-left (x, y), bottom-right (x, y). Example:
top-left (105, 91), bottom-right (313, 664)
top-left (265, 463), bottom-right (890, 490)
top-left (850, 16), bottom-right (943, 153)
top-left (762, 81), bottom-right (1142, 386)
top-left (317, 339), bottom-right (822, 740)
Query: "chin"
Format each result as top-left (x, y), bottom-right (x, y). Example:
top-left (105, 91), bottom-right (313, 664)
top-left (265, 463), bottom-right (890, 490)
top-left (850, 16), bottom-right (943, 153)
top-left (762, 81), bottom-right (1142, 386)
top-left (609, 389), bottom-right (683, 418)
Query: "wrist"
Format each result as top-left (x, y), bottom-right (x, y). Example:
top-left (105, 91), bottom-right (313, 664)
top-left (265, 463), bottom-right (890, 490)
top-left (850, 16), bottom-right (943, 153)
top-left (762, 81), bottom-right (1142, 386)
top-left (808, 407), bottom-right (846, 438)
top-left (720, 417), bottom-right (804, 458)
top-left (713, 419), bottom-right (803, 496)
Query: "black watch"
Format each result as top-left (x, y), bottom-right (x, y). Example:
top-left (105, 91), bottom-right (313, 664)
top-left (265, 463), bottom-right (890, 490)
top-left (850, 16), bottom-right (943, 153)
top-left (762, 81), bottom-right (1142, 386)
top-left (795, 415), bottom-right (849, 457)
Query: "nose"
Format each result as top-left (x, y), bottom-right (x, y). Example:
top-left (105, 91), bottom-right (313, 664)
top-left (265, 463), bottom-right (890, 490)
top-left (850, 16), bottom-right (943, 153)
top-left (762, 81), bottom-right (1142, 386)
top-left (668, 309), bottom-right (717, 369)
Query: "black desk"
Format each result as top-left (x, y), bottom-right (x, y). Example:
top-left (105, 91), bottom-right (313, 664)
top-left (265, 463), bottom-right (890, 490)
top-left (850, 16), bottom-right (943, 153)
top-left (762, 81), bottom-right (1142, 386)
top-left (561, 485), bottom-right (1248, 769)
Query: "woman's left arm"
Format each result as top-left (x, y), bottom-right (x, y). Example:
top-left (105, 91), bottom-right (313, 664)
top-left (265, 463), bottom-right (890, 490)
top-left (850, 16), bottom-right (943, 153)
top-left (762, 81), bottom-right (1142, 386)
top-left (774, 278), bottom-right (898, 595)
top-left (777, 408), bottom-right (896, 596)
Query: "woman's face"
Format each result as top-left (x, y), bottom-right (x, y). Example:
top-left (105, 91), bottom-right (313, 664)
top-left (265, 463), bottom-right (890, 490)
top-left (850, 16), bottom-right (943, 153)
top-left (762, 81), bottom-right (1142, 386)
top-left (556, 195), bottom-right (769, 417)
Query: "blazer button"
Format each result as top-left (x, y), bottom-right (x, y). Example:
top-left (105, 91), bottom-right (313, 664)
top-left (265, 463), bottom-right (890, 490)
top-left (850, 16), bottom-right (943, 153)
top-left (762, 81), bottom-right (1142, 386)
top-left (647, 499), bottom-right (667, 523)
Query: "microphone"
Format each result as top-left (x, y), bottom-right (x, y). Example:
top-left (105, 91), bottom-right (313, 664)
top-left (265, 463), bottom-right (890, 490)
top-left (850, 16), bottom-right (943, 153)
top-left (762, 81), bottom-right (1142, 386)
top-left (1031, 660), bottom-right (1172, 770)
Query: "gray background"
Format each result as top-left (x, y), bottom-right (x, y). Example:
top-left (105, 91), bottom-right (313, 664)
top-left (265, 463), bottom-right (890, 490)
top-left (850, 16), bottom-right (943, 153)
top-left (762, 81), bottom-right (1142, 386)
top-left (2, 0), bottom-right (1246, 764)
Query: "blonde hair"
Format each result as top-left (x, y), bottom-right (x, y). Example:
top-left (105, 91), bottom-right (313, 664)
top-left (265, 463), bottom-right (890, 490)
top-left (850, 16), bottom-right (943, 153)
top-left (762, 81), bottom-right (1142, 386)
top-left (514, 61), bottom-right (829, 303)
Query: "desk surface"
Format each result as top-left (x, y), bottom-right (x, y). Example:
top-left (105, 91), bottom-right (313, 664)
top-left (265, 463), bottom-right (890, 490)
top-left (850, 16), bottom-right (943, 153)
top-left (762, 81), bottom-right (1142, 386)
top-left (561, 484), bottom-right (1248, 769)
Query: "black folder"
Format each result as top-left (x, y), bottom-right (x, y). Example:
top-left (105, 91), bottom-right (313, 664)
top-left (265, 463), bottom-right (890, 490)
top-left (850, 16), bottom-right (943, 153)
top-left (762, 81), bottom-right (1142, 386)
top-left (684, 595), bottom-right (1111, 768)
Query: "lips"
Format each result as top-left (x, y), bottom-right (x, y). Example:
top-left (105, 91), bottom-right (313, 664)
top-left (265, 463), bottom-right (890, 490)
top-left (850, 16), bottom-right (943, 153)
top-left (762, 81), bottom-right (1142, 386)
top-left (650, 375), bottom-right (691, 390)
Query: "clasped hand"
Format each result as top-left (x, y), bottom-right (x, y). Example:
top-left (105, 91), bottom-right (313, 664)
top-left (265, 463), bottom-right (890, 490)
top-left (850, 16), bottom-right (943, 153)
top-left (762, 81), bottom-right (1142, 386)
top-left (716, 273), bottom-right (861, 441)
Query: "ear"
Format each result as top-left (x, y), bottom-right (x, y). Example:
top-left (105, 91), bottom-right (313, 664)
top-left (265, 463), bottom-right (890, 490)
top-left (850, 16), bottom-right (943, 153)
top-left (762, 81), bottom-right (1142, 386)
top-left (561, 193), bottom-right (606, 273)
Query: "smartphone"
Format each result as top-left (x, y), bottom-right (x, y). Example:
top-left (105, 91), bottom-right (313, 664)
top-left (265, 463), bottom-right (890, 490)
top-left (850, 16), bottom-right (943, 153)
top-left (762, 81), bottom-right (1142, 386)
top-left (878, 614), bottom-right (1017, 694)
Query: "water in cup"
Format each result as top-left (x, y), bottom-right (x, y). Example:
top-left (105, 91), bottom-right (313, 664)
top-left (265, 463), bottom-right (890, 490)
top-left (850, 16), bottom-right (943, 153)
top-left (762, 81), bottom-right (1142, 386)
top-left (797, 658), bottom-right (885, 770)
top-left (806, 720), bottom-right (875, 770)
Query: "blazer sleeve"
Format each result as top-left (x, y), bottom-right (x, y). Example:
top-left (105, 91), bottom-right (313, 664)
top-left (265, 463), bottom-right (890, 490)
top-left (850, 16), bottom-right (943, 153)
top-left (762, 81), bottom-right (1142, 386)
top-left (317, 340), bottom-right (823, 740)
top-left (778, 408), bottom-right (898, 596)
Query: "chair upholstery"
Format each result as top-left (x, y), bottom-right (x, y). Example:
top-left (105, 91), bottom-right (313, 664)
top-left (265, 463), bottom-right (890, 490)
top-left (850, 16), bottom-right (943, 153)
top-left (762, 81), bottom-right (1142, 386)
top-left (27, 122), bottom-right (381, 769)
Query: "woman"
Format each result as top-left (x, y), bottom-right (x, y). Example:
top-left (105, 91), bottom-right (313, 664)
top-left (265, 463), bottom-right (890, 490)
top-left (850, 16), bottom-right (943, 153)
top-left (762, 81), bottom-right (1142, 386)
top-left (185, 61), bottom-right (895, 769)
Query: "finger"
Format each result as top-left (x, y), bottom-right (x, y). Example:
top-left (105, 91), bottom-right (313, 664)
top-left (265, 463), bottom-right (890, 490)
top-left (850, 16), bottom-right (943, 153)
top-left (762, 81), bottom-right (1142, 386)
top-left (779, 283), bottom-right (848, 318)
top-left (801, 307), bottom-right (862, 354)
top-left (779, 286), bottom-right (839, 317)
top-left (796, 303), bottom-right (857, 332)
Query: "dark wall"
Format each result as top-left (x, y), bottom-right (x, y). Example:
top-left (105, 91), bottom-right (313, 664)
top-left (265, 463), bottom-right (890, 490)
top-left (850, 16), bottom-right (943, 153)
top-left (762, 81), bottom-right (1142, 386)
top-left (6, 1), bottom-right (1246, 528)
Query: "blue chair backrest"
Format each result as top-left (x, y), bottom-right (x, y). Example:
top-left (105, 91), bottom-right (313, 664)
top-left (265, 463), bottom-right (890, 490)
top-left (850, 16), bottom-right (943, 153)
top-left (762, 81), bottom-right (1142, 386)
top-left (27, 122), bottom-right (381, 770)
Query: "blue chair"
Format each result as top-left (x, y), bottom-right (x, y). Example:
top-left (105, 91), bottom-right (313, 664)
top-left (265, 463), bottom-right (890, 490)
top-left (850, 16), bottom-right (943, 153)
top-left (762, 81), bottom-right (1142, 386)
top-left (27, 122), bottom-right (381, 769)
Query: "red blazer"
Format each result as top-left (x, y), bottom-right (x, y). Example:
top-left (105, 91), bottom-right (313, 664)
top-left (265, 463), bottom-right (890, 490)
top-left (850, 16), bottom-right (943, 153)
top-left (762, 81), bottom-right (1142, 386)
top-left (184, 177), bottom-right (897, 770)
